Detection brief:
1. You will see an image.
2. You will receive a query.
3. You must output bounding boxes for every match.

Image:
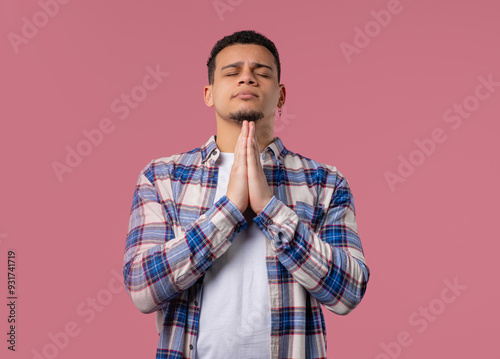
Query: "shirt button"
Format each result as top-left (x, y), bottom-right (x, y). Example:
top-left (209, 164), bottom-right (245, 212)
top-left (189, 344), bottom-right (194, 350)
top-left (194, 301), bottom-right (198, 306)
top-left (266, 218), bottom-right (273, 226)
top-left (209, 172), bottom-right (214, 178)
top-left (213, 150), bottom-right (218, 156)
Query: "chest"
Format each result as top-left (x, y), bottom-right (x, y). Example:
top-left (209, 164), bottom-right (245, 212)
top-left (158, 164), bottom-right (328, 236)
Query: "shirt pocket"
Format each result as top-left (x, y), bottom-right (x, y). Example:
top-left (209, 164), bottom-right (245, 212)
top-left (293, 201), bottom-right (327, 232)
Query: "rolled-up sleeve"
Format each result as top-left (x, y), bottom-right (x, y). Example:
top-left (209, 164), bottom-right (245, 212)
top-left (123, 163), bottom-right (247, 314)
top-left (253, 175), bottom-right (369, 315)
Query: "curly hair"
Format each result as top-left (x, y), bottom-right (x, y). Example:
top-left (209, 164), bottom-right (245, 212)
top-left (207, 30), bottom-right (281, 85)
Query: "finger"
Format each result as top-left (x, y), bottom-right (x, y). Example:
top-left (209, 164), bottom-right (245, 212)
top-left (240, 121), bottom-right (248, 166)
top-left (234, 126), bottom-right (243, 162)
top-left (248, 122), bottom-right (260, 167)
top-left (237, 121), bottom-right (248, 157)
top-left (252, 122), bottom-right (259, 156)
top-left (246, 121), bottom-right (254, 161)
top-left (232, 134), bottom-right (240, 166)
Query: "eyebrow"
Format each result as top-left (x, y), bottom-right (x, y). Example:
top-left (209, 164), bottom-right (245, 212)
top-left (220, 61), bottom-right (273, 72)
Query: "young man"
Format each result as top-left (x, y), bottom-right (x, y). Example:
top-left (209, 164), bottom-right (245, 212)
top-left (123, 30), bottom-right (370, 359)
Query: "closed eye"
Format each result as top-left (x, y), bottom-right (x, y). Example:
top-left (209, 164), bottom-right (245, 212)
top-left (225, 72), bottom-right (270, 77)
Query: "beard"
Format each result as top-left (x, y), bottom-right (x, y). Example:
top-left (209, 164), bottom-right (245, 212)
top-left (228, 108), bottom-right (264, 125)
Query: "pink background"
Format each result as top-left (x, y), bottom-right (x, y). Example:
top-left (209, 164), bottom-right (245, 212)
top-left (1, 0), bottom-right (499, 358)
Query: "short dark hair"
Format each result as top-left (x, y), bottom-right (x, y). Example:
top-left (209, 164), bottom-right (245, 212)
top-left (207, 30), bottom-right (281, 85)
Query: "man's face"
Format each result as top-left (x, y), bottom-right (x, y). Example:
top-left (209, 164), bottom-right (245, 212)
top-left (204, 44), bottom-right (284, 125)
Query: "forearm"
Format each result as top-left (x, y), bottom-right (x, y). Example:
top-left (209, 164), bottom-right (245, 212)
top-left (275, 215), bottom-right (369, 314)
top-left (123, 187), bottom-right (246, 314)
top-left (254, 195), bottom-right (369, 314)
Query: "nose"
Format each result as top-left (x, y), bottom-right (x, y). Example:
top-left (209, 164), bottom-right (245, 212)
top-left (238, 67), bottom-right (257, 85)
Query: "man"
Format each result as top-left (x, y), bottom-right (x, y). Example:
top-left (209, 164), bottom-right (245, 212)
top-left (123, 30), bottom-right (370, 359)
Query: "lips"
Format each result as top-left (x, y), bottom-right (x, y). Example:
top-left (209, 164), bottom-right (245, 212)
top-left (234, 90), bottom-right (258, 99)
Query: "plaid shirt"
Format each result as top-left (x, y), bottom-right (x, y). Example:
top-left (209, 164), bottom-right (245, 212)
top-left (123, 135), bottom-right (370, 359)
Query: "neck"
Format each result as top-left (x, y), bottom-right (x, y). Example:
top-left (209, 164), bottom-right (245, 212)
top-left (215, 117), bottom-right (275, 153)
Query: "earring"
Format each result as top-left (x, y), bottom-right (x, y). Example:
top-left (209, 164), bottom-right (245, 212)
top-left (278, 106), bottom-right (282, 118)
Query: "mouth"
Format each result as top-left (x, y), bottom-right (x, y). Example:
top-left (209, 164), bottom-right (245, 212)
top-left (234, 91), bottom-right (258, 99)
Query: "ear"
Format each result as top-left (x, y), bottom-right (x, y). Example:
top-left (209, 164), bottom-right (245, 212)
top-left (278, 84), bottom-right (287, 108)
top-left (204, 85), bottom-right (214, 107)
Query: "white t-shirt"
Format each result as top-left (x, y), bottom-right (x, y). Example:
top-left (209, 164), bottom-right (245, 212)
top-left (196, 151), bottom-right (271, 359)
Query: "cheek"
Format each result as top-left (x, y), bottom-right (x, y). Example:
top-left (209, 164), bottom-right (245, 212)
top-left (211, 90), bottom-right (232, 110)
top-left (211, 85), bottom-right (229, 103)
top-left (212, 92), bottom-right (225, 107)
top-left (265, 90), bottom-right (280, 107)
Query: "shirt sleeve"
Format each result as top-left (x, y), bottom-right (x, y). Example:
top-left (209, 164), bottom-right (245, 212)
top-left (123, 163), bottom-right (247, 314)
top-left (253, 174), bottom-right (369, 315)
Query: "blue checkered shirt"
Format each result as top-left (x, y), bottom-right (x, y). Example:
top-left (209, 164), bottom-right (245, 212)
top-left (123, 135), bottom-right (370, 358)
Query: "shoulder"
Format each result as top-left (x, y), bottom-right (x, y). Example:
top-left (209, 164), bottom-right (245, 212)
top-left (282, 146), bottom-right (347, 189)
top-left (282, 147), bottom-right (356, 214)
top-left (138, 145), bottom-right (204, 184)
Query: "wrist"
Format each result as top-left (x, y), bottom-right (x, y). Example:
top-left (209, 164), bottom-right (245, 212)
top-left (256, 195), bottom-right (273, 216)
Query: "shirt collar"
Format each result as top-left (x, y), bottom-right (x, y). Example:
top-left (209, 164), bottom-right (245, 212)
top-left (201, 134), bottom-right (287, 165)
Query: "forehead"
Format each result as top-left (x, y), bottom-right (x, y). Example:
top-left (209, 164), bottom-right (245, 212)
top-left (215, 44), bottom-right (276, 69)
